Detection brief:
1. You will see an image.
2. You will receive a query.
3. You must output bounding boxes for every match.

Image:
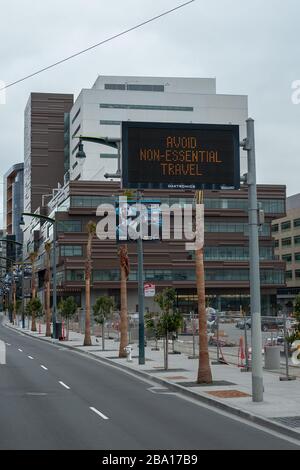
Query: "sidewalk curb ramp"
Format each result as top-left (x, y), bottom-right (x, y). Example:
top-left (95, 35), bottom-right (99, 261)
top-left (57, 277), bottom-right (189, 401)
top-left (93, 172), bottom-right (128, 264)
top-left (5, 323), bottom-right (300, 443)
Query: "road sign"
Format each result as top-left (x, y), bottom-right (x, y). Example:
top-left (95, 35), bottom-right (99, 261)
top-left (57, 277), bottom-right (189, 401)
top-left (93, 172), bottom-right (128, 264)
top-left (144, 283), bottom-right (155, 297)
top-left (122, 122), bottom-right (240, 190)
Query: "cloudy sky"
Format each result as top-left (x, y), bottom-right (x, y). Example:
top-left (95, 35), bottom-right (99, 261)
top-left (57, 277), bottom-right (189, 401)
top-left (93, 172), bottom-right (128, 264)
top-left (0, 0), bottom-right (299, 225)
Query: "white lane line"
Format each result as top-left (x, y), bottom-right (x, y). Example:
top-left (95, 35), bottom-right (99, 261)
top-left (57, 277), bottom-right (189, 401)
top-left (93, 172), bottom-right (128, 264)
top-left (6, 343), bottom-right (11, 346)
top-left (40, 365), bottom-right (48, 371)
top-left (59, 381), bottom-right (70, 390)
top-left (18, 349), bottom-right (23, 352)
top-left (28, 356), bottom-right (34, 360)
top-left (90, 406), bottom-right (109, 420)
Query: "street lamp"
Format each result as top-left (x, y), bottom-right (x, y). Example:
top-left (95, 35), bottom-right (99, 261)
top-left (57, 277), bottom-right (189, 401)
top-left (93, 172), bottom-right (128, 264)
top-left (20, 212), bottom-right (58, 338)
top-left (0, 239), bottom-right (24, 327)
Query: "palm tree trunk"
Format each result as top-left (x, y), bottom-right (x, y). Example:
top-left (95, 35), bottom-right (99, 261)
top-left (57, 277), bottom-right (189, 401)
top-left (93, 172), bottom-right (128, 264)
top-left (45, 245), bottom-right (51, 337)
top-left (84, 232), bottom-right (92, 346)
top-left (119, 245), bottom-right (129, 358)
top-left (196, 247), bottom-right (212, 384)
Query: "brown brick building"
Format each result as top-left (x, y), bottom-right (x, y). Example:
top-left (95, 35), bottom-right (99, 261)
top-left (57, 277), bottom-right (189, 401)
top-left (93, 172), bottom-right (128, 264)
top-left (22, 181), bottom-right (286, 316)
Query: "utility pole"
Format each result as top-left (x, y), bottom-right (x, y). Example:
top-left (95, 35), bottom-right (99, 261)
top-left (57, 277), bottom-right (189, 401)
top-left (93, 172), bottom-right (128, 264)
top-left (137, 190), bottom-right (145, 365)
top-left (242, 118), bottom-right (264, 402)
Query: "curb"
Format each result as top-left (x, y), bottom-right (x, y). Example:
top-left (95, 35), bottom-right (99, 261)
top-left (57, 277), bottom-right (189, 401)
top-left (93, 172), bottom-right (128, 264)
top-left (5, 323), bottom-right (300, 443)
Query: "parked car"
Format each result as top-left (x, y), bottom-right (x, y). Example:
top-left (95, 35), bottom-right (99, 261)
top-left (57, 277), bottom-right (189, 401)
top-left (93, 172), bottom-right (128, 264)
top-left (235, 317), bottom-right (284, 332)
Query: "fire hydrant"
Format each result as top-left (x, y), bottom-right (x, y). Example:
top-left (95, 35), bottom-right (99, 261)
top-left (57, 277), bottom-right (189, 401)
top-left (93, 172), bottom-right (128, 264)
top-left (124, 345), bottom-right (133, 362)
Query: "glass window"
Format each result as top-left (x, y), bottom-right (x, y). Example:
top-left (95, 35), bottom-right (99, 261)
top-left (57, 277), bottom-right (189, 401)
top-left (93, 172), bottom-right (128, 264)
top-left (66, 270), bottom-right (85, 281)
top-left (60, 245), bottom-right (83, 257)
top-left (93, 270), bottom-right (120, 281)
top-left (295, 270), bottom-right (300, 279)
top-left (127, 84), bottom-right (164, 92)
top-left (294, 218), bottom-right (300, 228)
top-left (282, 238), bottom-right (292, 247)
top-left (286, 271), bottom-right (293, 281)
top-left (205, 199), bottom-right (284, 213)
top-left (72, 124), bottom-right (81, 139)
top-left (99, 103), bottom-right (193, 112)
top-left (71, 195), bottom-right (115, 208)
top-left (281, 221), bottom-right (291, 231)
top-left (100, 120), bottom-right (121, 126)
top-left (203, 246), bottom-right (274, 261)
top-left (57, 220), bottom-right (82, 232)
top-left (100, 153), bottom-right (118, 159)
top-left (274, 240), bottom-right (279, 248)
top-left (71, 108), bottom-right (80, 124)
top-left (272, 224), bottom-right (279, 233)
top-left (104, 84), bottom-right (126, 90)
top-left (295, 236), bottom-right (300, 246)
top-left (282, 254), bottom-right (292, 263)
top-left (295, 253), bottom-right (300, 262)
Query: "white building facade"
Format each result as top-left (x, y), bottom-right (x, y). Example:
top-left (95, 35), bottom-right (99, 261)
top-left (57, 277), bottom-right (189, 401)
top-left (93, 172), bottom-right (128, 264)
top-left (69, 76), bottom-right (248, 182)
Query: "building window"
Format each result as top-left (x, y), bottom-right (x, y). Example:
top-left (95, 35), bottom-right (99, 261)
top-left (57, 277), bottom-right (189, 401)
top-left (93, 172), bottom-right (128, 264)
top-left (99, 103), bottom-right (193, 112)
top-left (205, 199), bottom-right (284, 214)
top-left (295, 236), bottom-right (300, 246)
top-left (71, 142), bottom-right (79, 155)
top-left (272, 224), bottom-right (279, 233)
top-left (294, 219), bottom-right (300, 228)
top-left (104, 84), bottom-right (126, 90)
top-left (71, 195), bottom-right (114, 208)
top-left (282, 254), bottom-right (292, 263)
top-left (100, 120), bottom-right (121, 126)
top-left (281, 221), bottom-right (291, 231)
top-left (57, 220), bottom-right (82, 232)
top-left (93, 270), bottom-right (120, 281)
top-left (295, 253), bottom-right (300, 263)
top-left (60, 245), bottom-right (83, 257)
top-left (286, 271), bottom-right (293, 281)
top-left (296, 270), bottom-right (300, 280)
top-left (203, 246), bottom-right (274, 261)
top-left (71, 108), bottom-right (81, 124)
top-left (66, 270), bottom-right (85, 281)
top-left (282, 238), bottom-right (292, 247)
top-left (100, 153), bottom-right (118, 159)
top-left (274, 240), bottom-right (279, 248)
top-left (205, 222), bottom-right (270, 236)
top-left (72, 124), bottom-right (81, 139)
top-left (127, 84), bottom-right (164, 92)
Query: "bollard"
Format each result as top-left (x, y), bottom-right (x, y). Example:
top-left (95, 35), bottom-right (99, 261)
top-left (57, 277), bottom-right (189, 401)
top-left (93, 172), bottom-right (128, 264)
top-left (124, 345), bottom-right (133, 362)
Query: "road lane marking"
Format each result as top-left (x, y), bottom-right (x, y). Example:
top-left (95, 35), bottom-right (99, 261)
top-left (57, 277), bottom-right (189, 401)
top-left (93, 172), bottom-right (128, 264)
top-left (5, 343), bottom-right (11, 346)
top-left (40, 365), bottom-right (48, 370)
top-left (28, 356), bottom-right (34, 360)
top-left (90, 407), bottom-right (109, 420)
top-left (0, 340), bottom-right (6, 364)
top-left (18, 349), bottom-right (23, 352)
top-left (59, 381), bottom-right (70, 390)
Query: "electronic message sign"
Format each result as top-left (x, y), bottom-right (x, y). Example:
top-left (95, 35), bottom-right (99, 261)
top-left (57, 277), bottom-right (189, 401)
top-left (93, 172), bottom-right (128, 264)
top-left (122, 122), bottom-right (240, 190)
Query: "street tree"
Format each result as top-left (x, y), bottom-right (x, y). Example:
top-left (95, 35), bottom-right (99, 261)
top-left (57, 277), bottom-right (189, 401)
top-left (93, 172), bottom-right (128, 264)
top-left (118, 245), bottom-right (130, 358)
top-left (93, 296), bottom-right (114, 351)
top-left (154, 288), bottom-right (183, 370)
top-left (145, 312), bottom-right (160, 351)
top-left (58, 296), bottom-right (77, 340)
top-left (287, 294), bottom-right (300, 344)
top-left (84, 221), bottom-right (96, 347)
top-left (26, 297), bottom-right (43, 332)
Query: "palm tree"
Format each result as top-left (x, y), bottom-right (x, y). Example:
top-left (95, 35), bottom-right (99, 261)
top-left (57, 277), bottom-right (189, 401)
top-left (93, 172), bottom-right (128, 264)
top-left (195, 191), bottom-right (212, 384)
top-left (44, 242), bottom-right (52, 337)
top-left (29, 252), bottom-right (38, 332)
top-left (84, 221), bottom-right (96, 346)
top-left (119, 245), bottom-right (129, 358)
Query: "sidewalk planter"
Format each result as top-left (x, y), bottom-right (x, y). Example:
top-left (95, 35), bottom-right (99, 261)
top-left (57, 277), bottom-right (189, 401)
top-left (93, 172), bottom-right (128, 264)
top-left (264, 345), bottom-right (281, 370)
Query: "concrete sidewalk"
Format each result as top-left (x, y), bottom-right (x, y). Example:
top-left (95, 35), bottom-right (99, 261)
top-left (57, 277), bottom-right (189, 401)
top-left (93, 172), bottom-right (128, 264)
top-left (4, 318), bottom-right (300, 441)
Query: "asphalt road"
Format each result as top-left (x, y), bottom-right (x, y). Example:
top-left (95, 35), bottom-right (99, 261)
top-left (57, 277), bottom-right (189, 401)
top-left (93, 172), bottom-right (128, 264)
top-left (0, 322), bottom-right (299, 450)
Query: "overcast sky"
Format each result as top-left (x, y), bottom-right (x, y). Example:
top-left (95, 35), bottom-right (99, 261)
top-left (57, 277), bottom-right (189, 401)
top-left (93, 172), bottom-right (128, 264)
top-left (0, 0), bottom-right (300, 226)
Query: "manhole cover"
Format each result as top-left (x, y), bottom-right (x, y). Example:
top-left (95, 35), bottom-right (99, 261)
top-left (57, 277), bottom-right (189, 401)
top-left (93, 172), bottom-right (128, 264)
top-left (273, 416), bottom-right (300, 429)
top-left (207, 390), bottom-right (251, 398)
top-left (176, 380), bottom-right (236, 388)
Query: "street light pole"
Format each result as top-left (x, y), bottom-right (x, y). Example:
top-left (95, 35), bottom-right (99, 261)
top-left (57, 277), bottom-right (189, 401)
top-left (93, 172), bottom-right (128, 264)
top-left (243, 118), bottom-right (264, 402)
top-left (137, 190), bottom-right (145, 365)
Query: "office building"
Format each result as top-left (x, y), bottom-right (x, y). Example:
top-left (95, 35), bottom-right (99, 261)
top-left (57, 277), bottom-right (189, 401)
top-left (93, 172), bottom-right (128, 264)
top-left (24, 92), bottom-right (73, 213)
